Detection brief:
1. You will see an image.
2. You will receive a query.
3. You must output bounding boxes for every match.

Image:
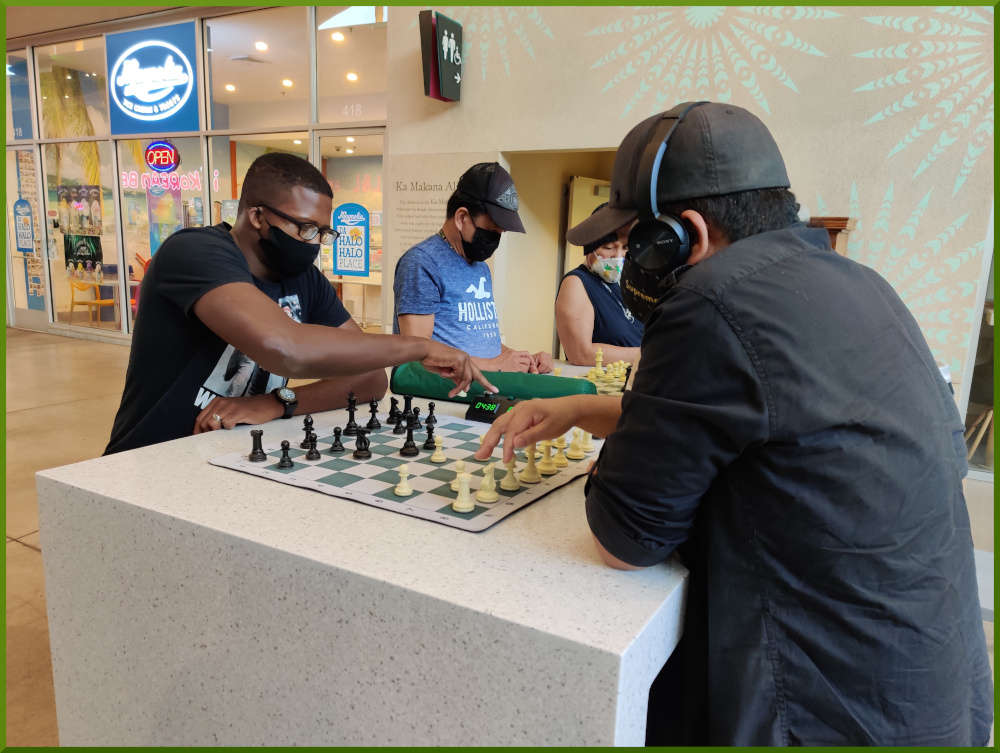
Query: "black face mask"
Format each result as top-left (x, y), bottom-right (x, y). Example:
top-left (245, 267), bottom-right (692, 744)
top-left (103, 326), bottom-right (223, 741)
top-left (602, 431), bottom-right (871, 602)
top-left (260, 226), bottom-right (320, 278)
top-left (461, 226), bottom-right (501, 262)
top-left (620, 252), bottom-right (689, 324)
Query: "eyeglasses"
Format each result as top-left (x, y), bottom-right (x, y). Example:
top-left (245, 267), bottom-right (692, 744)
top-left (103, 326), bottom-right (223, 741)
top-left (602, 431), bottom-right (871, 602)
top-left (257, 204), bottom-right (339, 244)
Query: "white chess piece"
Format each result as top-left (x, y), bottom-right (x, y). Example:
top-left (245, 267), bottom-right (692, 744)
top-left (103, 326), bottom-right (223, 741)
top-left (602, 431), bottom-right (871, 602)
top-left (518, 443), bottom-right (542, 483)
top-left (500, 458), bottom-right (520, 491)
top-left (393, 464), bottom-right (413, 497)
top-left (581, 431), bottom-right (595, 453)
top-left (554, 433), bottom-right (566, 450)
top-left (452, 472), bottom-right (474, 512)
top-left (553, 367), bottom-right (563, 377)
top-left (566, 429), bottom-right (586, 460)
top-left (450, 459), bottom-right (466, 491)
top-left (553, 444), bottom-right (568, 468)
top-left (430, 435), bottom-right (447, 463)
top-left (537, 441), bottom-right (557, 475)
top-left (476, 462), bottom-right (499, 503)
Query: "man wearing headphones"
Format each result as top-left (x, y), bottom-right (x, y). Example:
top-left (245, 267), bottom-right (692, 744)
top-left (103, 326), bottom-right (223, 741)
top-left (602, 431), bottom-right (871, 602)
top-left (477, 102), bottom-right (991, 744)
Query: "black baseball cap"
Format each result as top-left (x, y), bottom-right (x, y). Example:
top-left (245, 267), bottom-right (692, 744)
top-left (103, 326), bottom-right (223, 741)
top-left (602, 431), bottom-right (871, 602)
top-left (454, 162), bottom-right (526, 233)
top-left (567, 102), bottom-right (790, 245)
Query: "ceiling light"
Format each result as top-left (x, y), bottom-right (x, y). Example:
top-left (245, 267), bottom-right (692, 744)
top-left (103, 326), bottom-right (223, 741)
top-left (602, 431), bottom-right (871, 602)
top-left (224, 83), bottom-right (236, 92)
top-left (345, 148), bottom-right (354, 154)
top-left (346, 71), bottom-right (359, 82)
top-left (293, 139), bottom-right (302, 145)
top-left (282, 78), bottom-right (294, 88)
top-left (346, 136), bottom-right (355, 143)
top-left (331, 31), bottom-right (345, 42)
top-left (64, 94), bottom-right (69, 98)
top-left (65, 74), bottom-right (71, 79)
top-left (255, 41), bottom-right (269, 52)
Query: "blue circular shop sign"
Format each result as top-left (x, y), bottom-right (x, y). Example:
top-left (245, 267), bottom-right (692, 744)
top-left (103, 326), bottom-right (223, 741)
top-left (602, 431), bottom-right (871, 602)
top-left (109, 39), bottom-right (194, 122)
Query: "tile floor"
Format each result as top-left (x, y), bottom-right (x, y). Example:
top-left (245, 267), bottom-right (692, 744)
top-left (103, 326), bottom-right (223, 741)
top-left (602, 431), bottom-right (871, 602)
top-left (5, 328), bottom-right (996, 745)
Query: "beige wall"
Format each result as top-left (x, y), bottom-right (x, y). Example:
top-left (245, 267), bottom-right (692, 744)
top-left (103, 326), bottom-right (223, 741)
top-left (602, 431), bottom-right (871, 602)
top-left (385, 6), bottom-right (994, 389)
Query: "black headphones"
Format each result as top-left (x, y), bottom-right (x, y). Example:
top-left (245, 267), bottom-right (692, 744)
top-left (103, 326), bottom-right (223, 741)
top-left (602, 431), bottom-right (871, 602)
top-left (620, 101), bottom-right (708, 322)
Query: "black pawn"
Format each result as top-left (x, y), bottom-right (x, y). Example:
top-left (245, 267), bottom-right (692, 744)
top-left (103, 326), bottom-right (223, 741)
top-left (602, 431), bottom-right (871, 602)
top-left (352, 428), bottom-right (372, 460)
top-left (328, 427), bottom-right (345, 454)
top-left (393, 407), bottom-right (407, 434)
top-left (411, 406), bottom-right (422, 430)
top-left (278, 440), bottom-right (294, 468)
top-left (400, 414), bottom-right (419, 457)
top-left (344, 393), bottom-right (360, 436)
top-left (366, 399), bottom-right (381, 431)
top-left (425, 401), bottom-right (437, 430)
top-left (248, 429), bottom-right (267, 462)
top-left (305, 433), bottom-right (321, 461)
top-left (300, 415), bottom-right (314, 449)
top-left (422, 422), bottom-right (436, 451)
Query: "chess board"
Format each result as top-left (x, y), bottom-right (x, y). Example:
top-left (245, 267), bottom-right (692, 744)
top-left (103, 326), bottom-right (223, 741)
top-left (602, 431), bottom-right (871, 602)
top-left (209, 416), bottom-right (600, 532)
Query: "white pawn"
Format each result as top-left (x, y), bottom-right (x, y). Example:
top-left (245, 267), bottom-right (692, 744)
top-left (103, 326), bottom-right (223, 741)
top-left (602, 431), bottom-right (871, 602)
top-left (450, 459), bottom-right (466, 491)
top-left (554, 433), bottom-right (566, 450)
top-left (553, 444), bottom-right (568, 468)
top-left (476, 462), bottom-right (499, 503)
top-left (566, 429), bottom-right (586, 460)
top-left (452, 472), bottom-right (474, 512)
top-left (581, 431), bottom-right (595, 453)
top-left (430, 435), bottom-right (447, 463)
top-left (519, 443), bottom-right (542, 483)
top-left (552, 367), bottom-right (563, 377)
top-left (537, 440), bottom-right (557, 475)
top-left (500, 458), bottom-right (520, 491)
top-left (394, 464), bottom-right (413, 497)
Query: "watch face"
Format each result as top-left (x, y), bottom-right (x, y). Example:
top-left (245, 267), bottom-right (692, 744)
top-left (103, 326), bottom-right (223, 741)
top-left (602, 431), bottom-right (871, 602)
top-left (277, 387), bottom-right (296, 403)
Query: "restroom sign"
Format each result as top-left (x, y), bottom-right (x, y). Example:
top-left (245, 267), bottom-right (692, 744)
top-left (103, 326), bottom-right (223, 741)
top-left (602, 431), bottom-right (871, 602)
top-left (106, 22), bottom-right (199, 134)
top-left (144, 141), bottom-right (180, 173)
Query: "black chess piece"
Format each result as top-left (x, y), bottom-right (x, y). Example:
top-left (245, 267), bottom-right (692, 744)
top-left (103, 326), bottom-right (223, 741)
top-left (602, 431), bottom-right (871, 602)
top-left (366, 399), bottom-right (381, 431)
top-left (352, 428), bottom-right (372, 460)
top-left (393, 403), bottom-right (408, 434)
top-left (403, 394), bottom-right (414, 422)
top-left (300, 415), bottom-right (314, 449)
top-left (278, 440), bottom-right (294, 468)
top-left (344, 392), bottom-right (360, 436)
top-left (328, 427), bottom-right (345, 454)
top-left (305, 432), bottom-right (321, 461)
top-left (400, 412), bottom-right (419, 457)
top-left (422, 422), bottom-right (436, 451)
top-left (248, 429), bottom-right (267, 462)
top-left (387, 397), bottom-right (401, 425)
top-left (425, 401), bottom-right (437, 430)
top-left (410, 405), bottom-right (422, 430)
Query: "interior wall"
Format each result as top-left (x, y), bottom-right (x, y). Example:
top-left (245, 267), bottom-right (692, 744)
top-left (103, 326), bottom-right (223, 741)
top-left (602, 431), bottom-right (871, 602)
top-left (498, 151), bottom-right (616, 355)
top-left (386, 6), bottom-right (994, 387)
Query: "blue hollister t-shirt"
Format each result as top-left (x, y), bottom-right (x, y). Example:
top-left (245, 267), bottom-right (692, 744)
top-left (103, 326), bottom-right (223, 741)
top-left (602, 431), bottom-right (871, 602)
top-left (393, 233), bottom-right (502, 359)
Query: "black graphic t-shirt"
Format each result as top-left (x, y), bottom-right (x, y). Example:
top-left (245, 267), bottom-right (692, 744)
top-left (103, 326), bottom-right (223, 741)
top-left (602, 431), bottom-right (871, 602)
top-left (105, 224), bottom-right (350, 454)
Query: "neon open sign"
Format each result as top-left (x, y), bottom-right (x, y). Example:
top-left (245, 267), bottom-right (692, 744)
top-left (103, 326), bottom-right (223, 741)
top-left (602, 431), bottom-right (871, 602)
top-left (144, 140), bottom-right (180, 173)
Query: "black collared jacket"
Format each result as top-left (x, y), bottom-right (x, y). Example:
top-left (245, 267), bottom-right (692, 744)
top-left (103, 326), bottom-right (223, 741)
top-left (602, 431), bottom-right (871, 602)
top-left (587, 223), bottom-right (992, 745)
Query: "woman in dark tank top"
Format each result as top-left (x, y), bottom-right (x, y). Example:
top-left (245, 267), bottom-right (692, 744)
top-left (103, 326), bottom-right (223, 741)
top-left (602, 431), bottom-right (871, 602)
top-left (555, 206), bottom-right (644, 366)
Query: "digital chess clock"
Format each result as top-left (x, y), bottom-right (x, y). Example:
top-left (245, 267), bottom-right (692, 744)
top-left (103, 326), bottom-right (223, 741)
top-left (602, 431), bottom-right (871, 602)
top-left (464, 396), bottom-right (518, 424)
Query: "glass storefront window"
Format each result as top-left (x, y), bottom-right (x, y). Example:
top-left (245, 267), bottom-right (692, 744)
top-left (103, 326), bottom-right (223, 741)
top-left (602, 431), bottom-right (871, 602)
top-left (318, 131), bottom-right (383, 330)
top-left (42, 141), bottom-right (121, 331)
top-left (117, 138), bottom-right (206, 328)
top-left (6, 50), bottom-right (34, 140)
top-left (208, 133), bottom-right (308, 224)
top-left (5, 150), bottom-right (48, 324)
top-left (35, 37), bottom-right (109, 139)
top-left (206, 7), bottom-right (310, 129)
top-left (316, 7), bottom-right (388, 124)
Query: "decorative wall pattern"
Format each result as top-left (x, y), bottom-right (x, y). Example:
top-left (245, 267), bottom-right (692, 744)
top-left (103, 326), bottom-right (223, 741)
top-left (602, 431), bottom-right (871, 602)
top-left (388, 6), bottom-right (993, 390)
top-left (586, 7), bottom-right (840, 116)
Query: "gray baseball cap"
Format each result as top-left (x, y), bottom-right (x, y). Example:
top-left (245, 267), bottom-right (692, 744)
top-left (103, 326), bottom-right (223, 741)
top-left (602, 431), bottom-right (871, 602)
top-left (567, 102), bottom-right (790, 245)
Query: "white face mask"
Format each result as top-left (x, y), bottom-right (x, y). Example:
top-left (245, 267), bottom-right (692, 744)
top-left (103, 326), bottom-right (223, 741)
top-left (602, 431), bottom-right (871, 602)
top-left (589, 255), bottom-right (625, 284)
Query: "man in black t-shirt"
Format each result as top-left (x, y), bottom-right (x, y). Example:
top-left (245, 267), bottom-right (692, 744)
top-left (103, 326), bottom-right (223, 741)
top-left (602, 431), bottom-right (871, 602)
top-left (476, 103), bottom-right (991, 745)
top-left (106, 153), bottom-right (493, 454)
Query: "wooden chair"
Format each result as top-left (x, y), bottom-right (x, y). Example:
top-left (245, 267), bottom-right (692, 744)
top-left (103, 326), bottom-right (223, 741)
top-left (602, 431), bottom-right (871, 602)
top-left (69, 279), bottom-right (116, 323)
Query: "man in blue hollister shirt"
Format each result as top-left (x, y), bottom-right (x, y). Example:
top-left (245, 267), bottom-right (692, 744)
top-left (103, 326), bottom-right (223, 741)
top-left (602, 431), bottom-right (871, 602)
top-left (393, 163), bottom-right (553, 373)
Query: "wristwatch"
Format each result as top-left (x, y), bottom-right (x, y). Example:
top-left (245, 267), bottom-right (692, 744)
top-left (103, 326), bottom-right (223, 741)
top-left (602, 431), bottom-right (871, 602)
top-left (271, 386), bottom-right (298, 419)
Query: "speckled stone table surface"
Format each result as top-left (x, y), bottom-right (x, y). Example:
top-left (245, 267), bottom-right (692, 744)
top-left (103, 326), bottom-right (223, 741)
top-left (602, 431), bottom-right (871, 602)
top-left (37, 398), bottom-right (687, 746)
